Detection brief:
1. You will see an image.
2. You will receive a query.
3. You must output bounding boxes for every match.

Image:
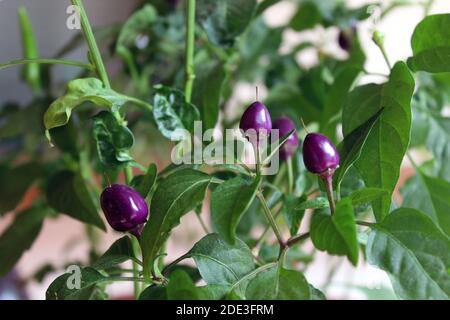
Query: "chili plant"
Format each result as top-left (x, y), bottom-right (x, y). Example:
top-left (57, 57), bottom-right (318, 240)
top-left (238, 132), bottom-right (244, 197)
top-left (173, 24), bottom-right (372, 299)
top-left (0, 0), bottom-right (449, 300)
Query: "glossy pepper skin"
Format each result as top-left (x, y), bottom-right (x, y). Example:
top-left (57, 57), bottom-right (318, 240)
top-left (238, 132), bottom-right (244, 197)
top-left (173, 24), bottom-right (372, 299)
top-left (100, 184), bottom-right (148, 236)
top-left (273, 116), bottom-right (299, 160)
top-left (302, 133), bottom-right (340, 177)
top-left (239, 101), bottom-right (272, 144)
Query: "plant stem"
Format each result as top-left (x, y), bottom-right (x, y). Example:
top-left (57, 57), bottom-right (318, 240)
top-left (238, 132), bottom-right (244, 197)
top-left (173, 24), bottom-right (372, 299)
top-left (0, 58), bottom-right (94, 71)
top-left (355, 220), bottom-right (374, 227)
top-left (286, 232), bottom-right (310, 247)
top-left (195, 212), bottom-right (210, 234)
top-left (287, 157), bottom-right (294, 194)
top-left (131, 237), bottom-right (142, 298)
top-left (184, 0), bottom-right (196, 103)
top-left (229, 262), bottom-right (277, 292)
top-left (322, 174), bottom-right (336, 214)
top-left (72, 0), bottom-right (110, 88)
top-left (162, 254), bottom-right (189, 276)
top-left (257, 192), bottom-right (286, 248)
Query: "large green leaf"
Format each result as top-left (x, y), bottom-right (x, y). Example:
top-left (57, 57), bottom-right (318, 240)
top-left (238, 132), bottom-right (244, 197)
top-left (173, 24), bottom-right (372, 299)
top-left (46, 170), bottom-right (105, 230)
top-left (187, 233), bottom-right (255, 286)
top-left (197, 0), bottom-right (257, 47)
top-left (334, 108), bottom-right (383, 188)
top-left (166, 269), bottom-right (205, 300)
top-left (130, 163), bottom-right (157, 199)
top-left (366, 208), bottom-right (450, 299)
top-left (282, 194), bottom-right (307, 236)
top-left (402, 171), bottom-right (450, 236)
top-left (192, 61), bottom-right (225, 130)
top-left (139, 285), bottom-right (167, 300)
top-left (44, 78), bottom-right (146, 134)
top-left (0, 206), bottom-right (51, 276)
top-left (347, 188), bottom-right (389, 207)
top-left (407, 14), bottom-right (450, 73)
top-left (245, 266), bottom-right (313, 300)
top-left (152, 86), bottom-right (200, 139)
top-left (92, 236), bottom-right (137, 270)
top-left (211, 175), bottom-right (261, 244)
top-left (92, 111), bottom-right (134, 167)
top-left (0, 162), bottom-right (42, 215)
top-left (141, 169), bottom-right (211, 278)
top-left (46, 267), bottom-right (106, 300)
top-left (310, 198), bottom-right (359, 265)
top-left (321, 66), bottom-right (361, 139)
top-left (342, 62), bottom-right (415, 221)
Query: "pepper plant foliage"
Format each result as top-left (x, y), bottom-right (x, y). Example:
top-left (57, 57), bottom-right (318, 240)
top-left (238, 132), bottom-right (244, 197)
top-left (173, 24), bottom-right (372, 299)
top-left (0, 0), bottom-right (449, 300)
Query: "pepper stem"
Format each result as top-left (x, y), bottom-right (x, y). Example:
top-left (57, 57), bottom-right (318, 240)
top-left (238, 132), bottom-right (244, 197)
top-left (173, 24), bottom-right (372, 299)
top-left (321, 169), bottom-right (336, 214)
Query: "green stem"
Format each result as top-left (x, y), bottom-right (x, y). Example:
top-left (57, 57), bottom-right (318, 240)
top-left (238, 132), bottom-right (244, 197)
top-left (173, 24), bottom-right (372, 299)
top-left (18, 6), bottom-right (41, 94)
top-left (195, 212), bottom-right (210, 234)
top-left (71, 0), bottom-right (110, 88)
top-left (0, 58), bottom-right (94, 71)
top-left (287, 157), bottom-right (294, 194)
top-left (162, 254), bottom-right (190, 276)
top-left (356, 220), bottom-right (374, 227)
top-left (184, 0), bottom-right (196, 103)
top-left (257, 192), bottom-right (286, 248)
top-left (322, 173), bottom-right (336, 214)
top-left (286, 232), bottom-right (310, 247)
top-left (131, 237), bottom-right (142, 298)
top-left (229, 262), bottom-right (277, 292)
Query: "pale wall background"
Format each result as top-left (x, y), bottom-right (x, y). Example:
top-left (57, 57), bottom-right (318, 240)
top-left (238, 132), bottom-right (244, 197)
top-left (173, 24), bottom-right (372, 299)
top-left (0, 0), bottom-right (449, 300)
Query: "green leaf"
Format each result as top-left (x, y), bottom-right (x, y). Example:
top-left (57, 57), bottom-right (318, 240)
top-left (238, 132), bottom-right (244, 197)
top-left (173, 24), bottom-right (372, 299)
top-left (92, 111), bottom-right (134, 167)
top-left (141, 169), bottom-right (211, 278)
top-left (211, 175), bottom-right (261, 244)
top-left (116, 4), bottom-right (157, 51)
top-left (321, 66), bottom-right (361, 139)
top-left (17, 6), bottom-right (41, 93)
top-left (366, 208), bottom-right (450, 299)
top-left (46, 170), bottom-right (105, 230)
top-left (0, 162), bottom-right (42, 215)
top-left (198, 284), bottom-right (231, 300)
top-left (152, 86), bottom-right (200, 139)
top-left (197, 0), bottom-right (257, 47)
top-left (0, 206), bottom-right (50, 276)
top-left (130, 163), bottom-right (157, 199)
top-left (187, 233), bottom-right (255, 286)
top-left (407, 14), bottom-right (450, 73)
top-left (348, 188), bottom-right (389, 207)
top-left (44, 78), bottom-right (145, 134)
top-left (246, 266), bottom-right (313, 300)
top-left (282, 194), bottom-right (307, 236)
top-left (192, 62), bottom-right (225, 130)
top-left (334, 108), bottom-right (383, 187)
top-left (289, 1), bottom-right (321, 32)
top-left (310, 198), bottom-right (359, 265)
top-left (295, 197), bottom-right (330, 211)
top-left (46, 267), bottom-right (106, 300)
top-left (342, 62), bottom-right (415, 221)
top-left (92, 236), bottom-right (137, 270)
top-left (167, 269), bottom-right (205, 300)
top-left (138, 286), bottom-right (167, 300)
top-left (402, 171), bottom-right (450, 236)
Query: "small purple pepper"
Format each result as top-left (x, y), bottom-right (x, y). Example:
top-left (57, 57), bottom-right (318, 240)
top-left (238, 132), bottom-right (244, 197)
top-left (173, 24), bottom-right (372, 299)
top-left (273, 116), bottom-right (299, 160)
top-left (303, 133), bottom-right (340, 177)
top-left (239, 101), bottom-right (272, 145)
top-left (303, 132), bottom-right (340, 213)
top-left (100, 184), bottom-right (149, 238)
